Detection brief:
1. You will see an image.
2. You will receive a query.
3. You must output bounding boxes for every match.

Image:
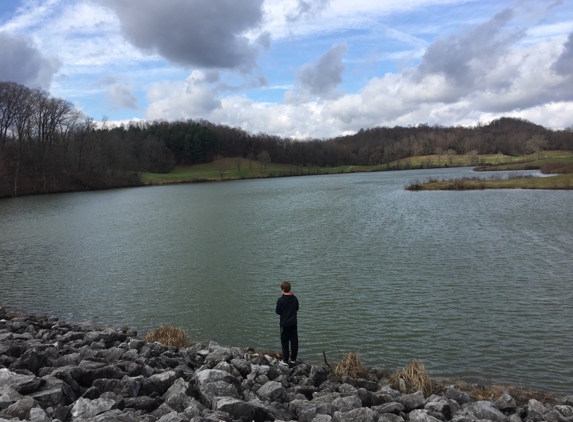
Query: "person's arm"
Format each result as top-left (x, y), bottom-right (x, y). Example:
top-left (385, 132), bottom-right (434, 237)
top-left (276, 297), bottom-right (282, 315)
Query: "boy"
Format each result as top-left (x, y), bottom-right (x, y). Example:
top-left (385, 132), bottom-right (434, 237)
top-left (276, 281), bottom-right (299, 368)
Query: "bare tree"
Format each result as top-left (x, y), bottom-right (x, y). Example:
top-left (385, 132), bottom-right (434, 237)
top-left (466, 150), bottom-right (479, 166)
top-left (446, 149), bottom-right (457, 166)
top-left (214, 155), bottom-right (226, 180)
top-left (526, 134), bottom-right (548, 160)
top-left (435, 147), bottom-right (443, 166)
top-left (234, 156), bottom-right (243, 173)
top-left (257, 150), bottom-right (271, 172)
top-left (246, 152), bottom-right (254, 170)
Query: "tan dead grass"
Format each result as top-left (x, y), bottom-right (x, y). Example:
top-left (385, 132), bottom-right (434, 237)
top-left (144, 325), bottom-right (190, 348)
top-left (390, 359), bottom-right (433, 397)
top-left (334, 352), bottom-right (366, 379)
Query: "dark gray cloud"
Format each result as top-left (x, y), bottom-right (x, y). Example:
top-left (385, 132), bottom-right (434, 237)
top-left (287, 0), bottom-right (331, 22)
top-left (0, 32), bottom-right (60, 89)
top-left (552, 32), bottom-right (573, 76)
top-left (96, 0), bottom-right (264, 70)
top-left (286, 44), bottom-right (347, 104)
top-left (416, 9), bottom-right (522, 93)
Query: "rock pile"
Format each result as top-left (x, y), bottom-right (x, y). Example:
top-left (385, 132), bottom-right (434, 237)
top-left (1, 310), bottom-right (572, 422)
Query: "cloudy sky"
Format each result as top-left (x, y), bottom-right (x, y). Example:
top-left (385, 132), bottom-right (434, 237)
top-left (1, 0), bottom-right (572, 138)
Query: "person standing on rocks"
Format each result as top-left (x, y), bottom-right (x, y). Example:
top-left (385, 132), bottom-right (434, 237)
top-left (276, 281), bottom-right (299, 368)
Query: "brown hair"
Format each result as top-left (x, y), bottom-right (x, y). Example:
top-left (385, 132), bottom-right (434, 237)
top-left (280, 281), bottom-right (291, 293)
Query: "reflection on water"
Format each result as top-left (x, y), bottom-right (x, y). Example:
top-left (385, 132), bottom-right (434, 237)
top-left (1, 167), bottom-right (572, 394)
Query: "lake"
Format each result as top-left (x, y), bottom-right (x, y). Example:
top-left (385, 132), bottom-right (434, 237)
top-left (1, 167), bottom-right (572, 394)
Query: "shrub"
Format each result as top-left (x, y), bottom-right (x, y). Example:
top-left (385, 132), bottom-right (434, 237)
top-left (334, 352), bottom-right (366, 379)
top-left (144, 325), bottom-right (190, 348)
top-left (390, 359), bottom-right (432, 396)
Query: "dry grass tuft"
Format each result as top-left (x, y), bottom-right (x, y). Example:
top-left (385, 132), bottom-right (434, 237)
top-left (390, 359), bottom-right (433, 397)
top-left (334, 352), bottom-right (366, 379)
top-left (144, 326), bottom-right (190, 348)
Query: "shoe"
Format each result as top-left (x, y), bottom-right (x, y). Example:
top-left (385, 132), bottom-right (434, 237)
top-left (289, 360), bottom-right (297, 366)
top-left (278, 361), bottom-right (289, 369)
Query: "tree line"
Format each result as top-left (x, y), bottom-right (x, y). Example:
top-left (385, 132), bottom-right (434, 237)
top-left (0, 82), bottom-right (173, 198)
top-left (2, 80), bottom-right (573, 198)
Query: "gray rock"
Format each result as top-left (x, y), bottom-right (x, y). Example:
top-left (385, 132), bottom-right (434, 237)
top-left (425, 396), bottom-right (456, 420)
top-left (157, 412), bottom-right (186, 422)
top-left (399, 391), bottom-right (425, 412)
top-left (214, 397), bottom-right (255, 422)
top-left (198, 381), bottom-right (240, 408)
top-left (194, 369), bottom-right (239, 386)
top-left (332, 407), bottom-right (378, 422)
top-left (256, 380), bottom-right (288, 403)
top-left (77, 362), bottom-right (125, 387)
top-left (495, 392), bottom-right (517, 412)
top-left (10, 347), bottom-right (48, 374)
top-left (543, 406), bottom-right (573, 422)
top-left (0, 387), bottom-right (23, 410)
top-left (123, 396), bottom-right (158, 412)
top-left (29, 376), bottom-right (75, 408)
top-left (408, 409), bottom-right (443, 422)
top-left (205, 347), bottom-right (233, 367)
top-left (2, 396), bottom-right (39, 420)
top-left (28, 407), bottom-right (51, 422)
top-left (312, 415), bottom-right (333, 422)
top-left (342, 377), bottom-right (379, 392)
top-left (462, 400), bottom-right (508, 422)
top-left (162, 378), bottom-right (194, 413)
top-left (182, 398), bottom-right (205, 419)
top-left (509, 414), bottom-right (523, 422)
top-left (331, 395), bottom-right (362, 413)
top-left (309, 366), bottom-right (330, 387)
top-left (378, 414), bottom-right (405, 422)
top-left (374, 402), bottom-right (404, 415)
top-left (527, 399), bottom-right (549, 422)
top-left (0, 368), bottom-right (42, 394)
top-left (248, 398), bottom-right (294, 421)
top-left (338, 383), bottom-right (357, 394)
top-left (70, 397), bottom-right (117, 420)
top-left (446, 386), bottom-right (477, 405)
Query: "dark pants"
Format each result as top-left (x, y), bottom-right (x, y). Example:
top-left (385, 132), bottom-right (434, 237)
top-left (280, 325), bottom-right (298, 362)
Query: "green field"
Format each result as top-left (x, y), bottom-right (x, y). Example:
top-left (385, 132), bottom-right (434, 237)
top-left (141, 153), bottom-right (530, 185)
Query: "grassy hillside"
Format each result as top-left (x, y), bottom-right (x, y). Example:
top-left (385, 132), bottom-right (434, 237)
top-left (141, 153), bottom-right (530, 185)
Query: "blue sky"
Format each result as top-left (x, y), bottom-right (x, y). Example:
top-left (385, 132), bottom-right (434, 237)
top-left (1, 0), bottom-right (572, 138)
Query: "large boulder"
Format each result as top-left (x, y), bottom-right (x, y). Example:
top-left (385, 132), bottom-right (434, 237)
top-left (29, 375), bottom-right (76, 407)
top-left (1, 396), bottom-right (40, 420)
top-left (527, 399), bottom-right (549, 422)
top-left (0, 368), bottom-right (42, 394)
top-left (194, 369), bottom-right (239, 386)
top-left (198, 380), bottom-right (240, 408)
top-left (331, 395), bottom-right (362, 413)
top-left (408, 409), bottom-right (444, 422)
top-left (256, 380), bottom-right (288, 403)
top-left (462, 401), bottom-right (508, 422)
top-left (70, 397), bottom-right (117, 420)
top-left (398, 391), bottom-right (425, 412)
top-left (162, 378), bottom-right (194, 413)
top-left (495, 392), bottom-right (517, 412)
top-left (332, 407), bottom-right (378, 422)
top-left (446, 387), bottom-right (477, 405)
top-left (214, 397), bottom-right (255, 422)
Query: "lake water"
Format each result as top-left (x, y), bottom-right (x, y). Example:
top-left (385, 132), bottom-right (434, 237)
top-left (1, 167), bottom-right (572, 394)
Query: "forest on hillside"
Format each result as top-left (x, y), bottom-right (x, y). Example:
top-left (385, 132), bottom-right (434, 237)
top-left (2, 80), bottom-right (573, 198)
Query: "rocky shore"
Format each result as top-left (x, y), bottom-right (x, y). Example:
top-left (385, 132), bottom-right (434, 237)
top-left (1, 309), bottom-right (572, 422)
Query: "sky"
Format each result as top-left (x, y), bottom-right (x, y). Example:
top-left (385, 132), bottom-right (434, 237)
top-left (0, 0), bottom-right (572, 139)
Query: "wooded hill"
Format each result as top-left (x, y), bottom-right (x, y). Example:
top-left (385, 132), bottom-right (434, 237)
top-left (1, 80), bottom-right (573, 197)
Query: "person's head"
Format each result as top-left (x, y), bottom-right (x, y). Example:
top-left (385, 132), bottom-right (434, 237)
top-left (280, 281), bottom-right (291, 293)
